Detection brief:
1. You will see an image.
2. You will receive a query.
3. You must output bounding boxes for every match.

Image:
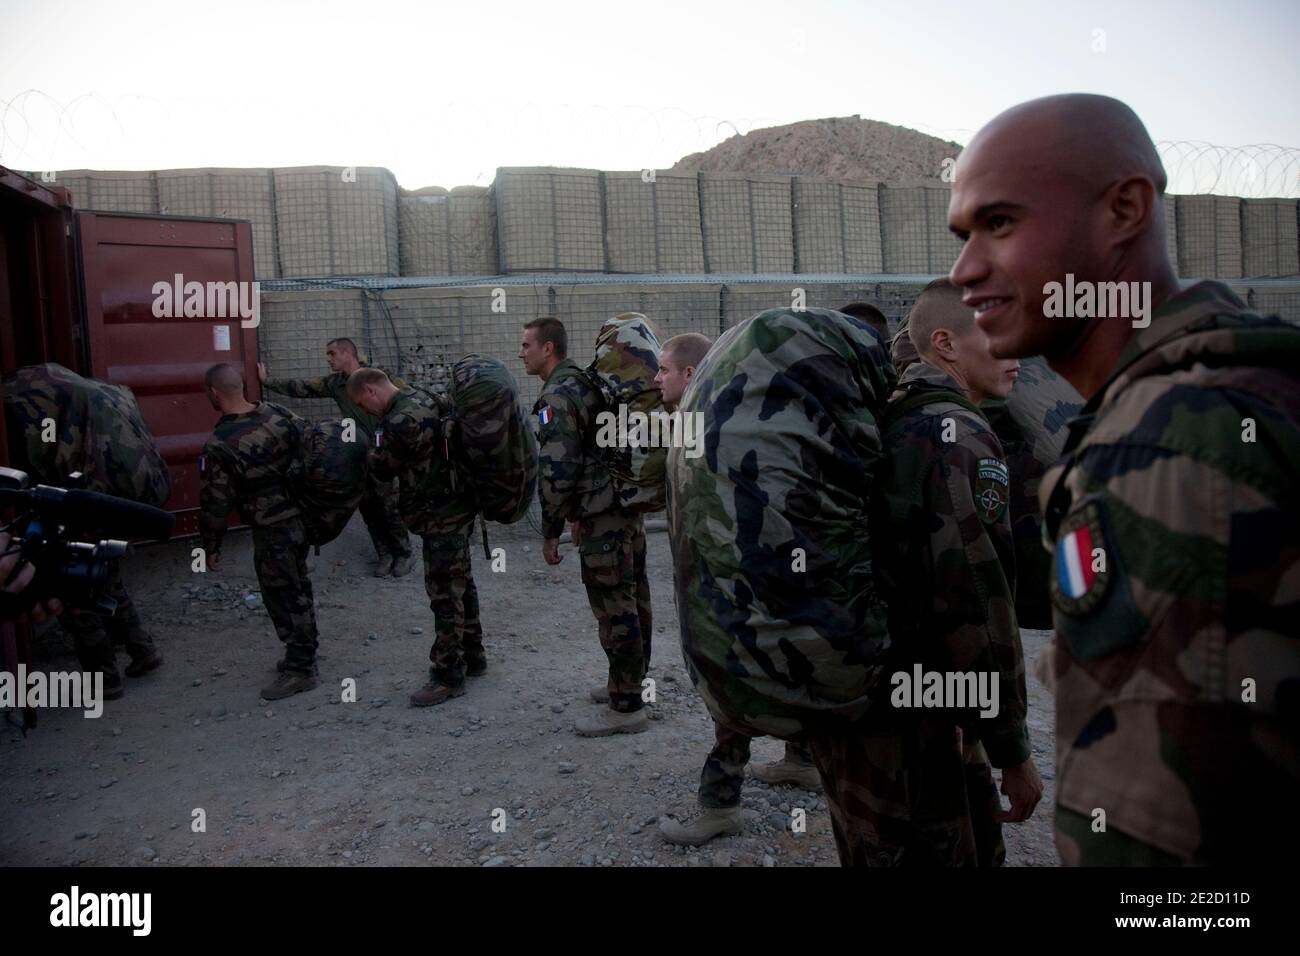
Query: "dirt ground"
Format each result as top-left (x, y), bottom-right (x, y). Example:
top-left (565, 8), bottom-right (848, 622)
top-left (1, 516), bottom-right (1059, 867)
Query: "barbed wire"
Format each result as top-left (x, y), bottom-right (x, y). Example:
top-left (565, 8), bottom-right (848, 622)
top-left (1156, 141), bottom-right (1300, 198)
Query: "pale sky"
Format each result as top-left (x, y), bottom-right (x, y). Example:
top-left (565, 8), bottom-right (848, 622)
top-left (2, 0), bottom-right (1297, 194)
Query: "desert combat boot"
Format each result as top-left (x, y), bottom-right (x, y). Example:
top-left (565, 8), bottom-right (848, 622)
top-left (658, 807), bottom-right (744, 846)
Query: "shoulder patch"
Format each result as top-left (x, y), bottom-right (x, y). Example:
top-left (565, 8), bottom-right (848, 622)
top-left (974, 456), bottom-right (1010, 525)
top-left (537, 405), bottom-right (554, 426)
top-left (1051, 500), bottom-right (1113, 616)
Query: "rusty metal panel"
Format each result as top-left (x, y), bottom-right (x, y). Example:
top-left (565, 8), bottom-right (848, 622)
top-left (75, 212), bottom-right (260, 537)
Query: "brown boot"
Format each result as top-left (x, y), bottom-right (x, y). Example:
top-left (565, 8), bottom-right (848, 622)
top-left (125, 650), bottom-right (163, 678)
top-left (751, 759), bottom-right (822, 791)
top-left (409, 679), bottom-right (465, 707)
top-left (588, 684), bottom-right (610, 704)
top-left (260, 671), bottom-right (318, 700)
top-left (574, 707), bottom-right (648, 737)
top-left (390, 551), bottom-right (416, 578)
top-left (658, 807), bottom-right (743, 846)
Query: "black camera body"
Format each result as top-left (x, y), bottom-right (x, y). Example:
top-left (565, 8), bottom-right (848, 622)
top-left (0, 466), bottom-right (170, 617)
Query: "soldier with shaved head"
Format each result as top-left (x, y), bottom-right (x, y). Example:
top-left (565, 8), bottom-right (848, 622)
top-left (200, 363), bottom-right (320, 700)
top-left (950, 93), bottom-right (1300, 864)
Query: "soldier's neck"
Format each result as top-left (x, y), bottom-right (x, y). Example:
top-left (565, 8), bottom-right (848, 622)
top-left (1048, 320), bottom-right (1136, 401)
top-left (225, 399), bottom-right (257, 415)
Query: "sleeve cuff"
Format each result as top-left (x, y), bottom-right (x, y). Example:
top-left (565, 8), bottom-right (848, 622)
top-left (980, 722), bottom-right (1031, 769)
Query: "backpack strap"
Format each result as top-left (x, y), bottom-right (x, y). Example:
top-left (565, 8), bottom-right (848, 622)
top-left (885, 382), bottom-right (984, 428)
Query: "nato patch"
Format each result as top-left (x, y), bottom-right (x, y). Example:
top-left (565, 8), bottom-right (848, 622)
top-left (1051, 500), bottom-right (1112, 616)
top-left (974, 457), bottom-right (1010, 525)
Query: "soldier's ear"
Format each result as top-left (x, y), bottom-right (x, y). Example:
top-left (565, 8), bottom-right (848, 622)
top-left (931, 328), bottom-right (954, 359)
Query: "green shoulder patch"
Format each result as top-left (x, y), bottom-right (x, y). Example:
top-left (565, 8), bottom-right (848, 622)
top-left (974, 456), bottom-right (1010, 525)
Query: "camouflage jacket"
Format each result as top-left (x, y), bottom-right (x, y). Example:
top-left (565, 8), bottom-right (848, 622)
top-left (532, 358), bottom-right (614, 538)
top-left (370, 389), bottom-right (474, 536)
top-left (1042, 280), bottom-right (1300, 864)
top-left (263, 366), bottom-right (406, 441)
top-left (875, 361), bottom-right (1029, 769)
top-left (981, 357), bottom-right (1082, 629)
top-left (199, 402), bottom-right (305, 553)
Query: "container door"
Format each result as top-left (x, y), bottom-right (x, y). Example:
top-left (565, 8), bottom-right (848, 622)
top-left (75, 212), bottom-right (261, 537)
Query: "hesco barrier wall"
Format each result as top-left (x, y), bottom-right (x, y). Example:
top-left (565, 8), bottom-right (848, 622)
top-left (33, 165), bottom-right (1300, 282)
top-left (255, 272), bottom-right (1300, 427)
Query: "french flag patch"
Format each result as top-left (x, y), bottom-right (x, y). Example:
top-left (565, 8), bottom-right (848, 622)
top-left (1057, 525), bottom-right (1094, 599)
top-left (538, 406), bottom-right (554, 426)
top-left (1052, 501), bottom-right (1111, 616)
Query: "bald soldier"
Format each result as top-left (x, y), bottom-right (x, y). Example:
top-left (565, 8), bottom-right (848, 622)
top-left (657, 333), bottom-right (823, 847)
top-left (950, 93), bottom-right (1300, 864)
top-left (807, 279), bottom-right (1041, 865)
top-left (260, 338), bottom-right (414, 578)
top-left (199, 363), bottom-right (320, 700)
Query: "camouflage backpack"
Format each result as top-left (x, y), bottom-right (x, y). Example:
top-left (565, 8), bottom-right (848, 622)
top-left (2, 363), bottom-right (171, 508)
top-left (667, 307), bottom-right (898, 741)
top-left (420, 355), bottom-right (538, 524)
top-left (291, 419), bottom-right (370, 546)
top-left (582, 313), bottom-right (667, 515)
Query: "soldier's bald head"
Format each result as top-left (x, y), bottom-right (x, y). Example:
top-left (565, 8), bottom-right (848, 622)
top-left (948, 94), bottom-right (1177, 365)
top-left (205, 363), bottom-right (245, 395)
top-left (958, 94), bottom-right (1166, 198)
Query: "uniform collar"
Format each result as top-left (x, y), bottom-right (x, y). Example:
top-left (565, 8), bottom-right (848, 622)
top-left (543, 358), bottom-right (581, 387)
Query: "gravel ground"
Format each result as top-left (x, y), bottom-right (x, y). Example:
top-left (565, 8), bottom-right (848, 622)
top-left (1, 517), bottom-right (1058, 867)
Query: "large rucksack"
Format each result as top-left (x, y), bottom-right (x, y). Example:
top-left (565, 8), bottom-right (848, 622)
top-left (290, 418), bottom-right (370, 546)
top-left (667, 307), bottom-right (897, 741)
top-left (582, 313), bottom-right (667, 515)
top-left (416, 355), bottom-right (538, 524)
top-left (3, 363), bottom-right (171, 507)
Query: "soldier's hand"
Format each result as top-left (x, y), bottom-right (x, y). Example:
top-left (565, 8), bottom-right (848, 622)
top-left (570, 522), bottom-right (582, 548)
top-left (208, 550), bottom-right (223, 571)
top-left (997, 758), bottom-right (1044, 823)
top-left (0, 533), bottom-right (62, 623)
top-left (543, 537), bottom-right (562, 565)
top-left (257, 362), bottom-right (268, 383)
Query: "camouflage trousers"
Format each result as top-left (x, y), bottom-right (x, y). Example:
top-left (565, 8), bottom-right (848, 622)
top-left (359, 471), bottom-right (412, 561)
top-left (253, 517), bottom-right (319, 674)
top-left (422, 524), bottom-right (484, 687)
top-left (699, 719), bottom-right (815, 808)
top-left (577, 509), bottom-right (651, 714)
top-left (807, 723), bottom-right (1005, 867)
top-left (60, 561), bottom-right (155, 679)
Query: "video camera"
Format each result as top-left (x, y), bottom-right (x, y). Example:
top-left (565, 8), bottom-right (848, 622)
top-left (0, 466), bottom-right (174, 617)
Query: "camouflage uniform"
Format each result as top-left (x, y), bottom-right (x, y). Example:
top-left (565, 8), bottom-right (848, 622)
top-left (1042, 281), bottom-right (1300, 865)
top-left (891, 323), bottom-right (1083, 630)
top-left (57, 563), bottom-right (155, 679)
top-left (981, 357), bottom-right (1082, 629)
top-left (699, 728), bottom-right (814, 808)
top-left (370, 389), bottom-right (484, 685)
top-left (806, 360), bottom-right (1028, 866)
top-left (263, 368), bottom-right (411, 564)
top-left (3, 364), bottom-right (167, 680)
top-left (534, 358), bottom-right (651, 714)
top-left (200, 402), bottom-right (318, 674)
